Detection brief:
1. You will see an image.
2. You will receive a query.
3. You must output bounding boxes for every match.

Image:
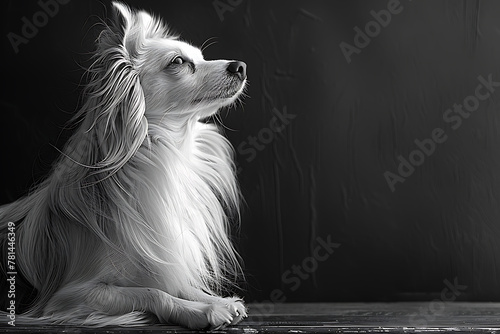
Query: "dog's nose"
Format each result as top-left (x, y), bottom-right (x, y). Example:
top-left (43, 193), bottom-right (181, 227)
top-left (227, 61), bottom-right (247, 81)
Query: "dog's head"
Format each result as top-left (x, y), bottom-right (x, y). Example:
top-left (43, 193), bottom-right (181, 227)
top-left (108, 2), bottom-right (247, 121)
top-left (72, 2), bottom-right (247, 179)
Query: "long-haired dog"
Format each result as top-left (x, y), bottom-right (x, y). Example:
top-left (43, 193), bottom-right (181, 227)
top-left (0, 2), bottom-right (247, 329)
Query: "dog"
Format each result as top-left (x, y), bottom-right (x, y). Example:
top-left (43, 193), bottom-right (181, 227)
top-left (0, 2), bottom-right (247, 329)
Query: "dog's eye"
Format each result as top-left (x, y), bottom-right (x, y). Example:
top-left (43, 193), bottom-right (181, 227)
top-left (171, 56), bottom-right (184, 65)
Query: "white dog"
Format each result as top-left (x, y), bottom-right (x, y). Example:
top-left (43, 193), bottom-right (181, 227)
top-left (0, 2), bottom-right (247, 329)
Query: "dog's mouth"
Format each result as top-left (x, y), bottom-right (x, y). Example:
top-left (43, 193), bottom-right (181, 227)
top-left (193, 93), bottom-right (234, 104)
top-left (195, 82), bottom-right (245, 122)
top-left (192, 82), bottom-right (245, 105)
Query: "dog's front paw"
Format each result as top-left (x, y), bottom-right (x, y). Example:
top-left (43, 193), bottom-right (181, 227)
top-left (222, 296), bottom-right (247, 325)
top-left (205, 297), bottom-right (247, 329)
top-left (206, 303), bottom-right (235, 330)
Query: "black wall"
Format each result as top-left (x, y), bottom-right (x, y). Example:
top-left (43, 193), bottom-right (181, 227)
top-left (2, 0), bottom-right (500, 303)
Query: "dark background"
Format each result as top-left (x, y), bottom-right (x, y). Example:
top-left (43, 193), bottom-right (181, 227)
top-left (2, 0), bottom-right (500, 304)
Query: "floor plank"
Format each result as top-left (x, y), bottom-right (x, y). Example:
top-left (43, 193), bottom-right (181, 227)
top-left (1, 302), bottom-right (500, 333)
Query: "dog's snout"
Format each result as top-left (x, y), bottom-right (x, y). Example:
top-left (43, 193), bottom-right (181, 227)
top-left (227, 61), bottom-right (247, 81)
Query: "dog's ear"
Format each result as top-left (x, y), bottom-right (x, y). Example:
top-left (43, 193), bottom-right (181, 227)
top-left (77, 2), bottom-right (149, 179)
top-left (110, 2), bottom-right (169, 58)
top-left (110, 2), bottom-right (138, 57)
top-left (111, 1), bottom-right (133, 27)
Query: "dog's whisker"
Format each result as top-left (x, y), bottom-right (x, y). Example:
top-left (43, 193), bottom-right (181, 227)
top-left (201, 36), bottom-right (218, 52)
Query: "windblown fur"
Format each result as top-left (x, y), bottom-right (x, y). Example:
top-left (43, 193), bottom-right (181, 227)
top-left (1, 2), bottom-right (247, 329)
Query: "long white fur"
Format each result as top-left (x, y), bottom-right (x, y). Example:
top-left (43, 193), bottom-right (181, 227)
top-left (0, 2), bottom-right (247, 329)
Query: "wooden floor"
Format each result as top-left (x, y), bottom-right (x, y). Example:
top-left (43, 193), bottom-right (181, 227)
top-left (2, 302), bottom-right (500, 333)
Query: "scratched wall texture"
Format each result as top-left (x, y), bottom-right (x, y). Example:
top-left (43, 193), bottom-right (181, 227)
top-left (2, 0), bottom-right (500, 304)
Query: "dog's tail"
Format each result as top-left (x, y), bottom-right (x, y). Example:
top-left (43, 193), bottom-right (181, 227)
top-left (0, 188), bottom-right (44, 260)
top-left (0, 196), bottom-right (156, 327)
top-left (0, 190), bottom-right (44, 315)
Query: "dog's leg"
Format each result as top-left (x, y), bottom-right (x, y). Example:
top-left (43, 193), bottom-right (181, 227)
top-left (181, 288), bottom-right (247, 326)
top-left (45, 283), bottom-right (237, 329)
